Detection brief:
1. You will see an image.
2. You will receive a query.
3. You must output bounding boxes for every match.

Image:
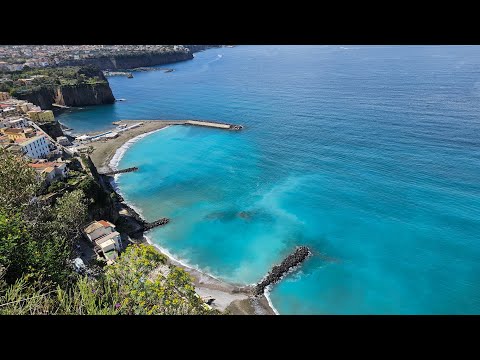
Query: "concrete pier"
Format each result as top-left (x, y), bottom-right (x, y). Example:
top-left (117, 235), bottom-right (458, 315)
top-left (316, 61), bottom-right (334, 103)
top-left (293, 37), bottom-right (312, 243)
top-left (120, 119), bottom-right (243, 131)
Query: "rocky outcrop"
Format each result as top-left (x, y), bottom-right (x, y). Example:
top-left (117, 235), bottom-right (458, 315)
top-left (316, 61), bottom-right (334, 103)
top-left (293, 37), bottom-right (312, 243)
top-left (184, 45), bottom-right (223, 53)
top-left (15, 82), bottom-right (115, 110)
top-left (39, 121), bottom-right (64, 140)
top-left (14, 67), bottom-right (115, 109)
top-left (254, 246), bottom-right (311, 296)
top-left (53, 83), bottom-right (115, 107)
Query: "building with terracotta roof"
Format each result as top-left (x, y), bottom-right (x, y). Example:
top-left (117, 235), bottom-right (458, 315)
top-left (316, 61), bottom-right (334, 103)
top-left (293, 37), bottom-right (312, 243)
top-left (83, 220), bottom-right (122, 264)
top-left (28, 161), bottom-right (67, 184)
top-left (2, 128), bottom-right (25, 141)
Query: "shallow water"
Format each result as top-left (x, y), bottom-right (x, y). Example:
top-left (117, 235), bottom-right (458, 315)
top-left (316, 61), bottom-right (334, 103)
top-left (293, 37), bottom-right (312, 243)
top-left (59, 46), bottom-right (480, 314)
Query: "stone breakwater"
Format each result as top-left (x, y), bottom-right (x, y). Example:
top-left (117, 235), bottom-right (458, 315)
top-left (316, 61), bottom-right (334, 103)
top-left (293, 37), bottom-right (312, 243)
top-left (102, 167), bottom-right (139, 176)
top-left (254, 246), bottom-right (311, 296)
top-left (143, 218), bottom-right (170, 231)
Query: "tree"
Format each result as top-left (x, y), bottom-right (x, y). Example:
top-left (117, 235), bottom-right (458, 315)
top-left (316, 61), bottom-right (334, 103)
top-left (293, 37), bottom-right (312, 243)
top-left (0, 148), bottom-right (39, 215)
top-left (0, 212), bottom-right (30, 278)
top-left (53, 190), bottom-right (88, 241)
top-left (0, 245), bottom-right (220, 315)
top-left (0, 151), bottom-right (86, 286)
top-left (105, 244), bottom-right (217, 315)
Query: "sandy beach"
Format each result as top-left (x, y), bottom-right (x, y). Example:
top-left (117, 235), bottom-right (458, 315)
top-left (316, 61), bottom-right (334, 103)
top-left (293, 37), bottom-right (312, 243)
top-left (88, 120), bottom-right (277, 315)
top-left (88, 121), bottom-right (174, 173)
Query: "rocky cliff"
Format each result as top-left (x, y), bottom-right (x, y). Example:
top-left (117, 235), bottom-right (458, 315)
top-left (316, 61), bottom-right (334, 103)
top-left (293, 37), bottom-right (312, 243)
top-left (57, 46), bottom-right (224, 70)
top-left (16, 83), bottom-right (115, 110)
top-left (55, 83), bottom-right (115, 107)
top-left (39, 121), bottom-right (64, 140)
top-left (58, 51), bottom-right (194, 70)
top-left (184, 45), bottom-right (223, 53)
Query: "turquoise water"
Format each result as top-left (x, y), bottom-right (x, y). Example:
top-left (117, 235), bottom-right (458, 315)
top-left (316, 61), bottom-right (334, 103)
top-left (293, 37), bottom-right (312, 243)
top-left (59, 46), bottom-right (480, 314)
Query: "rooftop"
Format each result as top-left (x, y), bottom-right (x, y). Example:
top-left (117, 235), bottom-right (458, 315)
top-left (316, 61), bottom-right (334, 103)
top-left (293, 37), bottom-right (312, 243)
top-left (84, 221), bottom-right (103, 234)
top-left (84, 220), bottom-right (115, 235)
top-left (98, 239), bottom-right (116, 250)
top-left (3, 128), bottom-right (24, 134)
top-left (28, 161), bottom-right (63, 169)
top-left (42, 166), bottom-right (55, 174)
top-left (95, 231), bottom-right (120, 246)
top-left (99, 220), bottom-right (114, 228)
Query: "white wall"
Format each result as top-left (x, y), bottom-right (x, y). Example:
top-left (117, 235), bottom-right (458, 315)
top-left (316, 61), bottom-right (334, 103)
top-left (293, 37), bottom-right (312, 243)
top-left (22, 136), bottom-right (50, 159)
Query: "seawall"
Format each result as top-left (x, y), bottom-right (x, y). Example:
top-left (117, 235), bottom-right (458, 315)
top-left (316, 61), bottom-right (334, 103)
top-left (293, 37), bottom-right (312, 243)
top-left (120, 119), bottom-right (243, 131)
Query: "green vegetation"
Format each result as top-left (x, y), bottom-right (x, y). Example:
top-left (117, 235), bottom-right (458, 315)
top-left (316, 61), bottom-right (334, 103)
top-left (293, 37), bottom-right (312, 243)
top-left (0, 66), bottom-right (108, 97)
top-left (0, 148), bottom-right (217, 315)
top-left (0, 245), bottom-right (217, 315)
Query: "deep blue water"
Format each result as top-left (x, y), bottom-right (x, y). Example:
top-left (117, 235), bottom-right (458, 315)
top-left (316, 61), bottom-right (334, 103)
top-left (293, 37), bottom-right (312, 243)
top-left (59, 46), bottom-right (480, 314)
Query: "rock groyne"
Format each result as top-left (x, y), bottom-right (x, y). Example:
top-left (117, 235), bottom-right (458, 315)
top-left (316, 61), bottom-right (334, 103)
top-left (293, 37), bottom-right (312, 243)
top-left (102, 167), bottom-right (138, 176)
top-left (254, 246), bottom-right (311, 296)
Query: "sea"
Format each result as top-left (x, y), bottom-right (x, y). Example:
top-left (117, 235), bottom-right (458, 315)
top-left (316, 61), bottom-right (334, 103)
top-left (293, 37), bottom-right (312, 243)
top-left (58, 45), bottom-right (480, 314)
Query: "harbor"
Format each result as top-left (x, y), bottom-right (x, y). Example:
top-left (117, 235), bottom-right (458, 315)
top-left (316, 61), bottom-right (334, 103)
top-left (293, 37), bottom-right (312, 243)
top-left (82, 120), bottom-right (242, 175)
top-left (79, 120), bottom-right (242, 144)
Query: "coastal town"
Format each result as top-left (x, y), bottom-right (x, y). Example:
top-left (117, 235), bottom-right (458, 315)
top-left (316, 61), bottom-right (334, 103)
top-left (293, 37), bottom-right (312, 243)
top-left (0, 85), bottom-right (276, 315)
top-left (0, 44), bottom-right (306, 316)
top-left (0, 90), bottom-right (127, 265)
top-left (0, 45), bottom-right (189, 71)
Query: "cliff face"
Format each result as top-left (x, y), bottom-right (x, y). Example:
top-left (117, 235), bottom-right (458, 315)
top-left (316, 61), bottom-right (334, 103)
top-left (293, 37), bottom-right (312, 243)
top-left (18, 87), bottom-right (56, 110)
top-left (184, 45), bottom-right (223, 53)
top-left (39, 121), bottom-right (64, 140)
top-left (59, 51), bottom-right (194, 70)
top-left (16, 82), bottom-right (115, 110)
top-left (54, 83), bottom-right (115, 107)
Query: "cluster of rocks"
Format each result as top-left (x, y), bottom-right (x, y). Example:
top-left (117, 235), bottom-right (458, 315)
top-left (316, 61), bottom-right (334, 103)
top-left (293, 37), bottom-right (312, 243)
top-left (102, 167), bottom-right (139, 176)
top-left (254, 246), bottom-right (311, 296)
top-left (143, 218), bottom-right (170, 231)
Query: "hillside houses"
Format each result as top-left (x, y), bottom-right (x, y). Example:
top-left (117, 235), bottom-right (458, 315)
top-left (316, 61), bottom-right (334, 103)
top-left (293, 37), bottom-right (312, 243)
top-left (28, 160), bottom-right (68, 185)
top-left (83, 220), bottom-right (122, 265)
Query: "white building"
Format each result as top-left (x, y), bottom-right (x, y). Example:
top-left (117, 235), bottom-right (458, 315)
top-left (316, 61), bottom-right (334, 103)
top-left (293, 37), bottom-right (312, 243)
top-left (83, 220), bottom-right (122, 265)
top-left (8, 117), bottom-right (28, 129)
top-left (28, 161), bottom-right (68, 185)
top-left (19, 135), bottom-right (50, 159)
top-left (57, 136), bottom-right (70, 146)
top-left (2, 107), bottom-right (17, 118)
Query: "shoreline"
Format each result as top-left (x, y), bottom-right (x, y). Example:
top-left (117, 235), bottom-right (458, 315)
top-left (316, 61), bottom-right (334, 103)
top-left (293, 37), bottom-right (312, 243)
top-left (88, 120), bottom-right (172, 174)
top-left (89, 120), bottom-right (277, 315)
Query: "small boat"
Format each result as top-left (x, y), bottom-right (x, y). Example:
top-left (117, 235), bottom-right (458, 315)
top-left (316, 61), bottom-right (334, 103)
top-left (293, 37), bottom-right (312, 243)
top-left (127, 73), bottom-right (133, 78)
top-left (116, 99), bottom-right (126, 102)
top-left (112, 121), bottom-right (122, 125)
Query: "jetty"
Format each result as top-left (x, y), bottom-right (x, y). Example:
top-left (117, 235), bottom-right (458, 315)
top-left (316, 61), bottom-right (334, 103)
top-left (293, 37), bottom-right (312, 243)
top-left (143, 218), bottom-right (170, 231)
top-left (52, 103), bottom-right (70, 109)
top-left (104, 71), bottom-right (134, 78)
top-left (254, 246), bottom-right (311, 296)
top-left (120, 119), bottom-right (243, 131)
top-left (128, 217), bottom-right (170, 235)
top-left (102, 167), bottom-right (138, 176)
